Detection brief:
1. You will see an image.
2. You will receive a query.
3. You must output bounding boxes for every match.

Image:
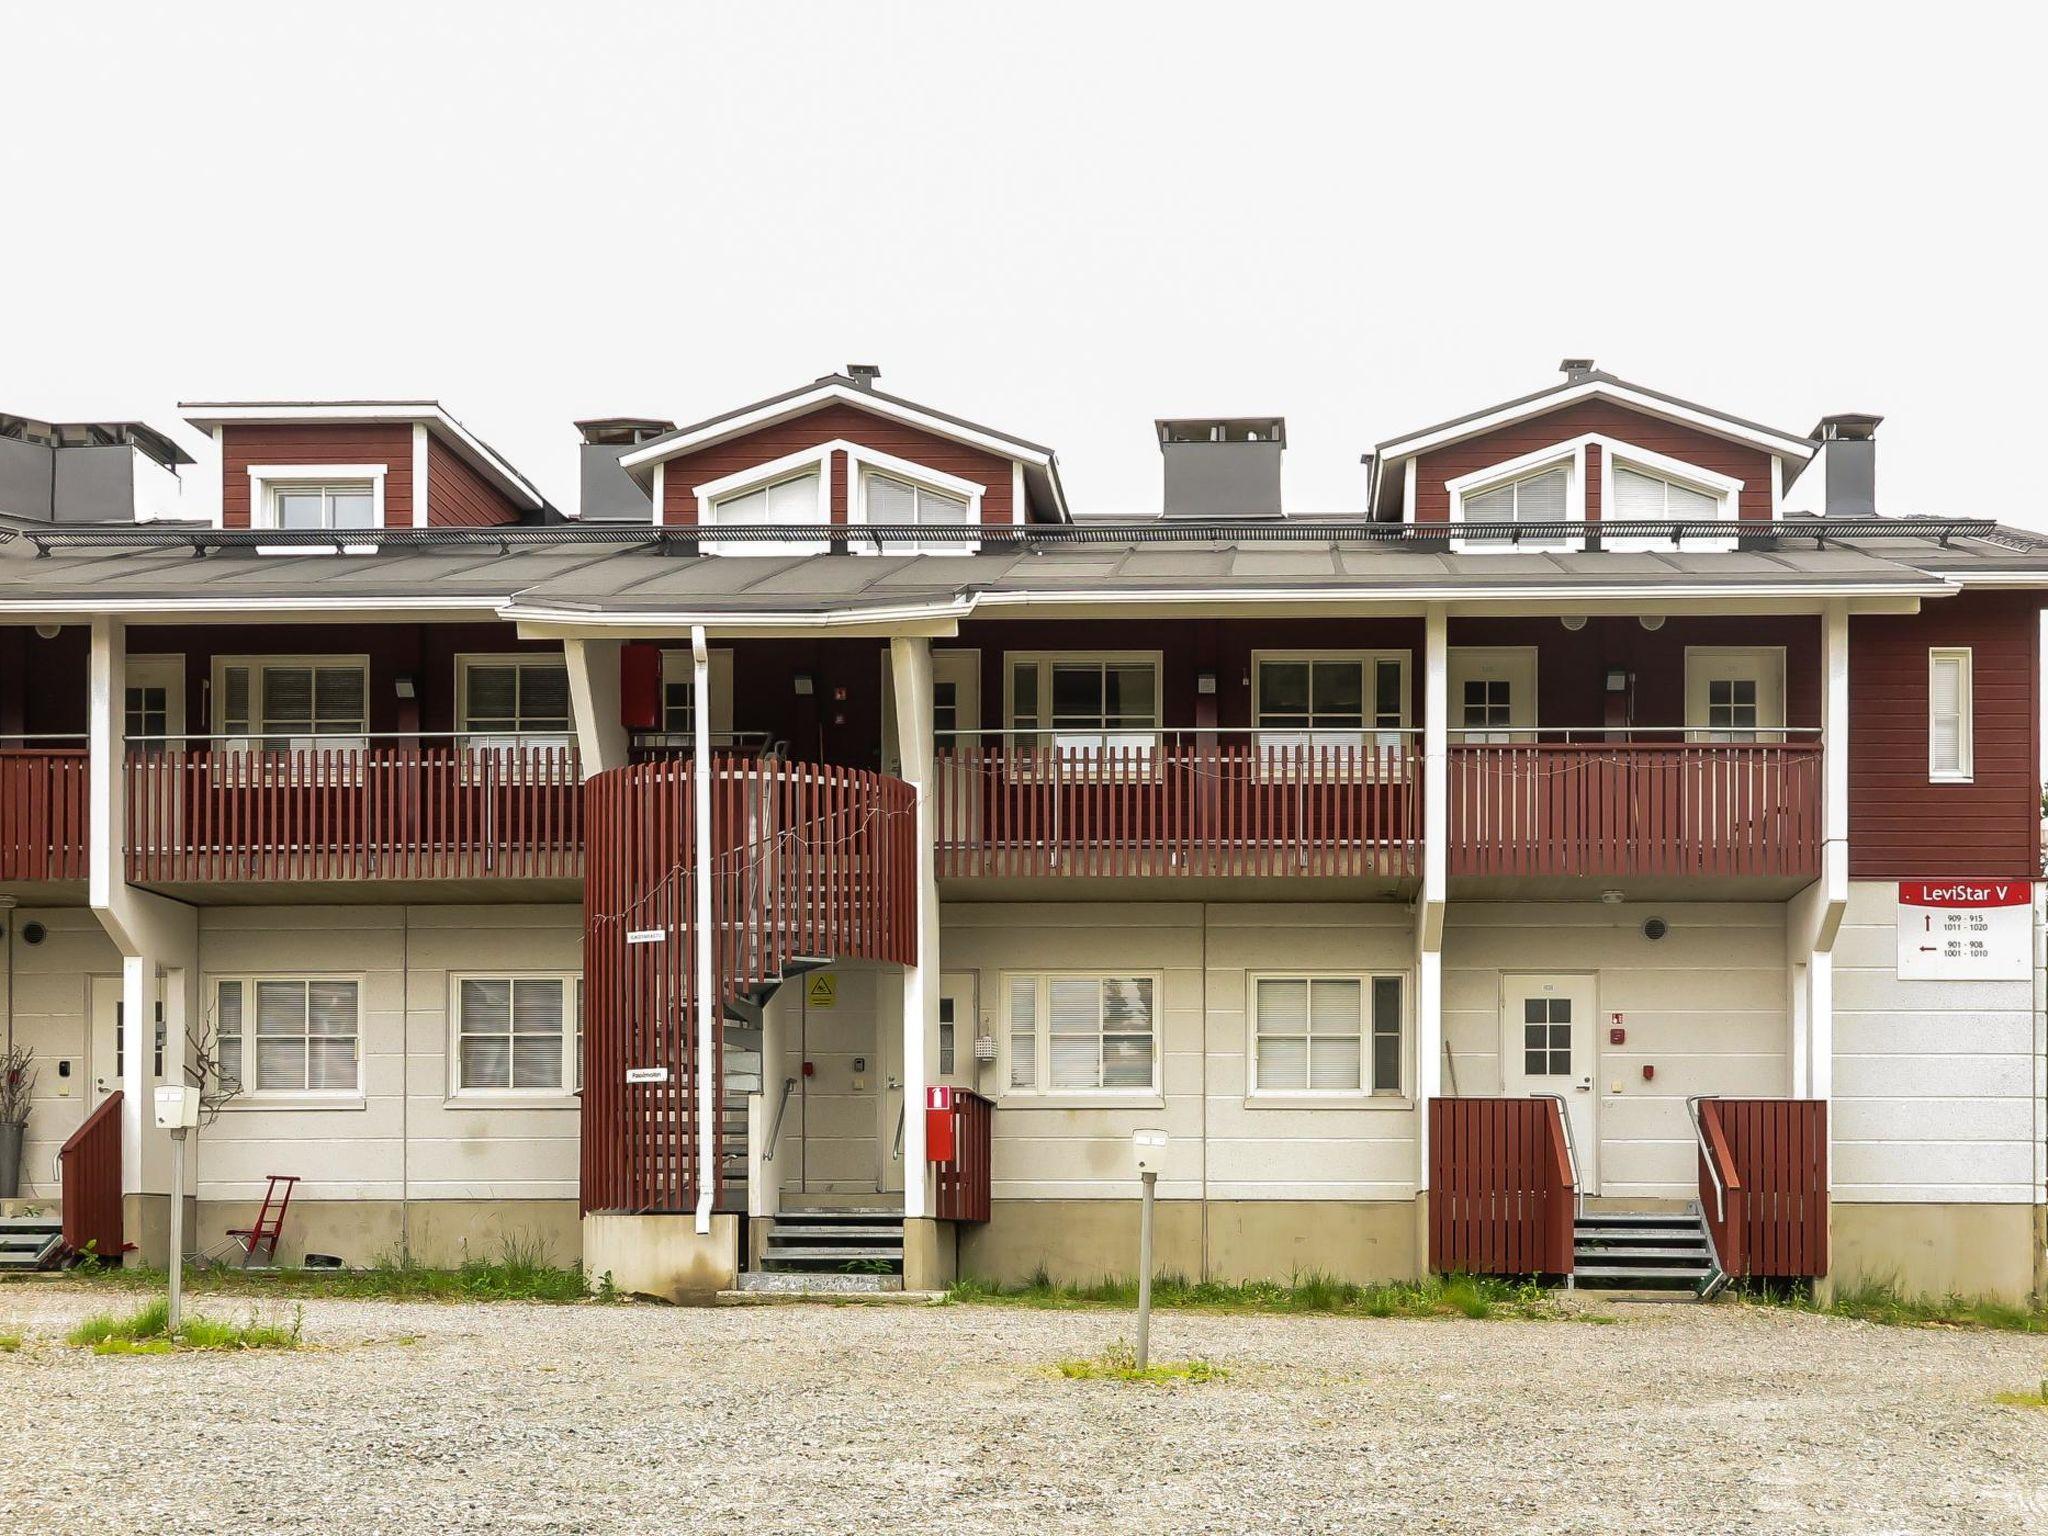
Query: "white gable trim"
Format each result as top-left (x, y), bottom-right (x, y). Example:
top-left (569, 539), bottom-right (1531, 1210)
top-left (691, 441), bottom-right (839, 513)
top-left (184, 402), bottom-right (543, 509)
top-left (620, 382), bottom-right (1051, 471)
top-left (1444, 439), bottom-right (1588, 552)
top-left (1378, 380), bottom-right (1817, 464)
top-left (1600, 440), bottom-right (1745, 552)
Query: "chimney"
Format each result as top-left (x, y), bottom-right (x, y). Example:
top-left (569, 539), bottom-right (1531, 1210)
top-left (846, 363), bottom-right (882, 390)
top-left (574, 417), bottom-right (676, 521)
top-left (1559, 357), bottom-right (1597, 383)
top-left (1810, 413), bottom-right (1882, 517)
top-left (1155, 417), bottom-right (1285, 519)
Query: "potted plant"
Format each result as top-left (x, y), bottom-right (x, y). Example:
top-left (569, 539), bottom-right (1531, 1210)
top-left (0, 1046), bottom-right (33, 1200)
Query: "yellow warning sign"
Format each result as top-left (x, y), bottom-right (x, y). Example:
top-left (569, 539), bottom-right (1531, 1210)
top-left (805, 973), bottom-right (838, 1009)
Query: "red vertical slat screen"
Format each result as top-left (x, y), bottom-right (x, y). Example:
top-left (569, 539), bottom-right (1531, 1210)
top-left (0, 749), bottom-right (89, 882)
top-left (1428, 1097), bottom-right (1576, 1277)
top-left (580, 758), bottom-right (918, 1217)
top-left (932, 1090), bottom-right (993, 1223)
top-left (58, 1090), bottom-right (124, 1262)
top-left (1696, 1098), bottom-right (1828, 1279)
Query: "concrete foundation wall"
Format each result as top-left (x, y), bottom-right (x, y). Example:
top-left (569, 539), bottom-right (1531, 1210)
top-left (583, 1212), bottom-right (737, 1300)
top-left (1830, 1202), bottom-right (2044, 1305)
top-left (192, 1196), bottom-right (581, 1270)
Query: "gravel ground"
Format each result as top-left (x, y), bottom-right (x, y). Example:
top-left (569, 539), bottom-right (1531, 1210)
top-left (3, 1284), bottom-right (2046, 1535)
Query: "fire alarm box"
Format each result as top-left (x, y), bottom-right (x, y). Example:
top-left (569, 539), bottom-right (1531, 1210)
top-left (620, 642), bottom-right (662, 730)
top-left (924, 1086), bottom-right (956, 1163)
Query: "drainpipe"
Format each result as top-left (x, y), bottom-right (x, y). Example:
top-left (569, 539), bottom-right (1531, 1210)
top-left (692, 626), bottom-right (715, 1236)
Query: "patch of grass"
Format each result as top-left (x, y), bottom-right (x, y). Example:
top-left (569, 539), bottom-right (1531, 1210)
top-left (1055, 1339), bottom-right (1226, 1384)
top-left (0, 1332), bottom-right (22, 1353)
top-left (1740, 1276), bottom-right (2048, 1334)
top-left (1992, 1380), bottom-right (2048, 1410)
top-left (68, 1232), bottom-right (593, 1304)
top-left (66, 1297), bottom-right (300, 1352)
top-left (947, 1269), bottom-right (1570, 1321)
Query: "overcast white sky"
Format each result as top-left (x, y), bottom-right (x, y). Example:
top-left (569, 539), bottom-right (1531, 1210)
top-left (3, 2), bottom-right (2041, 518)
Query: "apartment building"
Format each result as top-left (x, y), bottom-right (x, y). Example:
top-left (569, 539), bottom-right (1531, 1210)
top-left (1, 365), bottom-right (2042, 1302)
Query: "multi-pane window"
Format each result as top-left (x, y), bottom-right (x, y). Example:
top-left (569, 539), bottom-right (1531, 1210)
top-left (217, 659), bottom-right (368, 752)
top-left (215, 978), bottom-right (360, 1096)
top-left (454, 976), bottom-right (577, 1094)
top-left (1522, 995), bottom-right (1573, 1078)
top-left (713, 470), bottom-right (820, 526)
top-left (460, 658), bottom-right (572, 749)
top-left (272, 482), bottom-right (375, 531)
top-left (656, 650), bottom-right (735, 744)
top-left (1255, 656), bottom-right (1407, 753)
top-left (1705, 678), bottom-right (1758, 736)
top-left (1254, 976), bottom-right (1402, 1095)
top-left (1008, 656), bottom-right (1160, 754)
top-left (1462, 465), bottom-right (1568, 536)
top-left (1928, 648), bottom-right (1973, 781)
top-left (1006, 974), bottom-right (1156, 1094)
top-left (1461, 678), bottom-right (1514, 739)
top-left (865, 471), bottom-right (969, 527)
top-left (938, 993), bottom-right (957, 1077)
top-left (1612, 465), bottom-right (1719, 523)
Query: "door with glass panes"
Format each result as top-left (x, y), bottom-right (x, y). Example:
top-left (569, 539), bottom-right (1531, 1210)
top-left (1498, 974), bottom-right (1598, 1193)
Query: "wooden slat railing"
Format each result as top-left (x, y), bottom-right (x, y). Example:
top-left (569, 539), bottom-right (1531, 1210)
top-left (1696, 1097), bottom-right (1828, 1278)
top-left (581, 757), bottom-right (917, 1216)
top-left (1429, 1097), bottom-right (1576, 1277)
top-left (1447, 741), bottom-right (1822, 878)
top-left (0, 748), bottom-right (89, 882)
top-left (933, 740), bottom-right (1419, 878)
top-left (58, 1090), bottom-right (123, 1263)
top-left (933, 1090), bottom-right (994, 1224)
top-left (124, 741), bottom-right (583, 883)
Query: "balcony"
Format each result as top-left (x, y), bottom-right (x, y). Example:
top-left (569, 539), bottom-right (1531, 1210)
top-left (0, 740), bottom-right (89, 886)
top-left (1447, 732), bottom-right (1823, 886)
top-left (933, 732), bottom-right (1420, 881)
top-left (123, 735), bottom-right (583, 888)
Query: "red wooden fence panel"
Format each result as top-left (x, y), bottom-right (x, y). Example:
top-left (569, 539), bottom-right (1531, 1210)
top-left (1697, 1098), bottom-right (1828, 1278)
top-left (0, 749), bottom-right (89, 882)
top-left (933, 1091), bottom-right (994, 1224)
top-left (1428, 1097), bottom-right (1576, 1277)
top-left (58, 1090), bottom-right (124, 1263)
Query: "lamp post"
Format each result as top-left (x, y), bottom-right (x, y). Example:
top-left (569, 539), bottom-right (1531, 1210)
top-left (1131, 1128), bottom-right (1168, 1371)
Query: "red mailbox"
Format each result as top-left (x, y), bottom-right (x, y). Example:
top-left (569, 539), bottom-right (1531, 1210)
top-left (925, 1085), bottom-right (956, 1163)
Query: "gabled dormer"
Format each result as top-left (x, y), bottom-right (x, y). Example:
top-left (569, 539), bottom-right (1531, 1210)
top-left (1366, 360), bottom-right (1818, 549)
top-left (613, 366), bottom-right (1067, 551)
top-left (181, 401), bottom-right (548, 530)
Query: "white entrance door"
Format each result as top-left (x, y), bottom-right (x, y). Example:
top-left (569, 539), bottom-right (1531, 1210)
top-left (1684, 648), bottom-right (1785, 743)
top-left (1499, 974), bottom-right (1598, 1193)
top-left (88, 975), bottom-right (125, 1107)
top-left (1448, 648), bottom-right (1538, 744)
top-left (124, 655), bottom-right (185, 749)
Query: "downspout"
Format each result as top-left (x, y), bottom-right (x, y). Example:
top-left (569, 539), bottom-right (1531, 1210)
top-left (400, 903), bottom-right (412, 1261)
top-left (692, 625), bottom-right (715, 1236)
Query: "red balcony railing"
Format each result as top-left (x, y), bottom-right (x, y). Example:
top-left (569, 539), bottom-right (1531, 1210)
top-left (1447, 736), bottom-right (1822, 879)
top-left (1693, 1097), bottom-right (1828, 1279)
top-left (934, 733), bottom-right (1420, 878)
top-left (1428, 1096), bottom-right (1577, 1277)
top-left (0, 743), bottom-right (89, 882)
top-left (59, 1090), bottom-right (124, 1263)
top-left (124, 736), bottom-right (583, 884)
top-left (933, 1089), bottom-right (994, 1224)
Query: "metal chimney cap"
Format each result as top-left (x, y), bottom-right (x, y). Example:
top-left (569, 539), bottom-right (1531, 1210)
top-left (1559, 357), bottom-right (1598, 381)
top-left (1812, 412), bottom-right (1883, 441)
top-left (845, 364), bottom-right (882, 389)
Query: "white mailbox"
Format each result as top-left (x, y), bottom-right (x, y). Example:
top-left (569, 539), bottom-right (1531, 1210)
top-left (152, 1085), bottom-right (201, 1130)
top-left (1131, 1127), bottom-right (1168, 1175)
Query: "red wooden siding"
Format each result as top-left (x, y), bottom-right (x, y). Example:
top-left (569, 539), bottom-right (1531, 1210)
top-left (59, 1090), bottom-right (124, 1262)
top-left (426, 435), bottom-right (523, 526)
top-left (124, 743), bottom-right (583, 883)
top-left (660, 402), bottom-right (1018, 526)
top-left (933, 741), bottom-right (1419, 879)
top-left (1848, 590), bottom-right (2042, 878)
top-left (580, 758), bottom-right (917, 1216)
top-left (220, 424), bottom-right (414, 528)
top-left (1448, 742), bottom-right (1822, 879)
top-left (0, 749), bottom-right (88, 881)
top-left (1410, 400), bottom-right (1774, 522)
top-left (932, 1090), bottom-right (993, 1224)
top-left (1696, 1098), bottom-right (1828, 1279)
top-left (1428, 1097), bottom-right (1575, 1277)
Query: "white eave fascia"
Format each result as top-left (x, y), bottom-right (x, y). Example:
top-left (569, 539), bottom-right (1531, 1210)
top-left (1921, 568), bottom-right (2048, 586)
top-left (0, 595), bottom-right (510, 619)
top-left (497, 594), bottom-right (977, 631)
top-left (178, 401), bottom-right (544, 510)
top-left (618, 383), bottom-right (1054, 474)
top-left (1374, 381), bottom-right (1819, 466)
top-left (969, 577), bottom-right (1952, 607)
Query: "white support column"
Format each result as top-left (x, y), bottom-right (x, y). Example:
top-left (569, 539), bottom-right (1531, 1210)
top-left (562, 637), bottom-right (630, 779)
top-left (889, 636), bottom-right (936, 1219)
top-left (1788, 600), bottom-right (1850, 1102)
top-left (1414, 605), bottom-right (1448, 1193)
top-left (691, 626), bottom-right (716, 1235)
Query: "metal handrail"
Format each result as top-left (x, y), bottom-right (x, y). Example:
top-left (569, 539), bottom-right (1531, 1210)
top-left (123, 731), bottom-right (576, 745)
top-left (1687, 1094), bottom-right (1727, 1223)
top-left (892, 1099), bottom-right (906, 1160)
top-left (1532, 1092), bottom-right (1585, 1218)
top-left (942, 725), bottom-right (1423, 740)
top-left (761, 1076), bottom-right (797, 1162)
top-left (1447, 727), bottom-right (1821, 741)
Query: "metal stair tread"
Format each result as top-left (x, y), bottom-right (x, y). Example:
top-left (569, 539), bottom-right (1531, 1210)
top-left (1575, 1264), bottom-right (1711, 1280)
top-left (1573, 1246), bottom-right (1711, 1262)
top-left (0, 1216), bottom-right (64, 1230)
top-left (761, 1245), bottom-right (904, 1262)
top-left (765, 1226), bottom-right (904, 1241)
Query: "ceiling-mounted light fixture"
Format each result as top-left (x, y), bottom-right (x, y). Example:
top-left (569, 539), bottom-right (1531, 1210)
top-left (34, 624), bottom-right (60, 640)
top-left (1639, 615), bottom-right (1667, 632)
top-left (1560, 615), bottom-right (1588, 632)
top-left (1599, 889), bottom-right (1625, 905)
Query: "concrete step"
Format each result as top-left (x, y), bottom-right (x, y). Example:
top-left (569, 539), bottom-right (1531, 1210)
top-left (1575, 1264), bottom-right (1710, 1284)
top-left (735, 1271), bottom-right (904, 1295)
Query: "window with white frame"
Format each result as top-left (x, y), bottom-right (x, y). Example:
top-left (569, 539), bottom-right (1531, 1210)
top-left (271, 481), bottom-right (375, 530)
top-left (451, 975), bottom-right (580, 1096)
top-left (864, 470), bottom-right (969, 528)
top-left (214, 977), bottom-right (361, 1096)
top-left (655, 649), bottom-right (736, 745)
top-left (1612, 464), bottom-right (1720, 523)
top-left (458, 657), bottom-right (572, 750)
top-left (1005, 973), bottom-right (1157, 1094)
top-left (712, 469), bottom-right (820, 525)
top-left (1252, 975), bottom-right (1402, 1096)
top-left (1007, 654), bottom-right (1160, 755)
top-left (215, 657), bottom-right (369, 752)
top-left (1253, 653), bottom-right (1408, 754)
top-left (1461, 464), bottom-right (1568, 538)
top-left (1928, 647), bottom-right (1974, 781)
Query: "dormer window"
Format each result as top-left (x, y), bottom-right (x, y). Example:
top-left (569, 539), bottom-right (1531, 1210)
top-left (699, 465), bottom-right (828, 556)
top-left (713, 469), bottom-right (820, 526)
top-left (1613, 465), bottom-right (1718, 521)
top-left (276, 482), bottom-right (374, 530)
top-left (248, 465), bottom-right (387, 533)
top-left (1460, 465), bottom-right (1568, 545)
top-left (864, 471), bottom-right (968, 528)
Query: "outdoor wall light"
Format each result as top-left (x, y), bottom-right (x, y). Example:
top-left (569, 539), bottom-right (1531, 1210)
top-left (793, 673), bottom-right (815, 696)
top-left (1605, 668), bottom-right (1629, 692)
top-left (1196, 672), bottom-right (1217, 695)
top-left (394, 674), bottom-right (417, 700)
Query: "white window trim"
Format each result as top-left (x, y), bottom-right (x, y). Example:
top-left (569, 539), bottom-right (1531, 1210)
top-left (692, 443), bottom-right (835, 556)
top-left (1682, 646), bottom-right (1787, 743)
top-left (246, 464), bottom-right (387, 531)
top-left (1444, 435), bottom-right (1746, 554)
top-left (1445, 442), bottom-right (1586, 551)
top-left (1251, 649), bottom-right (1412, 731)
top-left (999, 970), bottom-right (1165, 1108)
top-left (454, 653), bottom-right (574, 751)
top-left (445, 972), bottom-right (582, 1106)
top-left (847, 445), bottom-right (985, 557)
top-left (1245, 971), bottom-right (1409, 1108)
top-left (210, 973), bottom-right (366, 1110)
top-left (1928, 646), bottom-right (1974, 783)
top-left (1003, 651), bottom-right (1165, 747)
top-left (210, 654), bottom-right (372, 749)
top-left (1599, 443), bottom-right (1744, 553)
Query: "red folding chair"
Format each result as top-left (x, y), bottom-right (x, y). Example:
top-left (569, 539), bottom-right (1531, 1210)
top-left (225, 1175), bottom-right (300, 1268)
